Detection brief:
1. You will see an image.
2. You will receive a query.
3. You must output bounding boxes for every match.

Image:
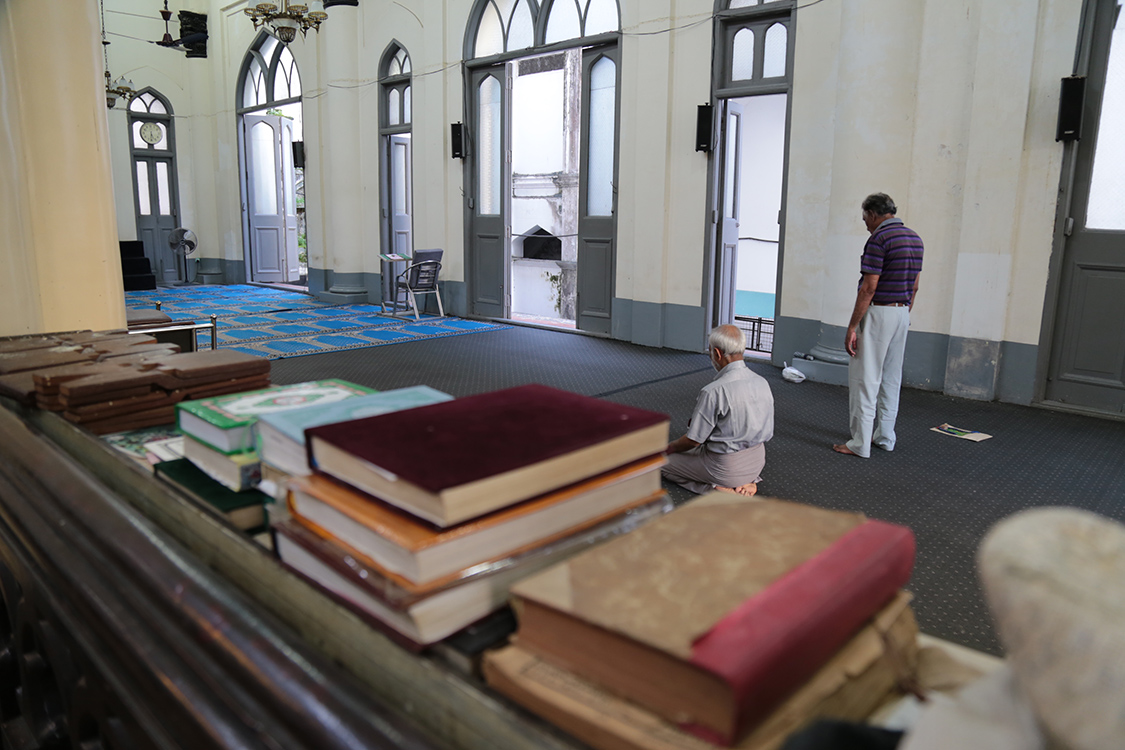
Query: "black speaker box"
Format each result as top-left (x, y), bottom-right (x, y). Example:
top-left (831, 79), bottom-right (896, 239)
top-left (1056, 76), bottom-right (1085, 142)
top-left (292, 141), bottom-right (305, 169)
top-left (451, 123), bottom-right (465, 159)
top-left (696, 104), bottom-right (713, 152)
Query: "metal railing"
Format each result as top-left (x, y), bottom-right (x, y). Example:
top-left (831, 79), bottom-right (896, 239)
top-left (735, 315), bottom-right (774, 354)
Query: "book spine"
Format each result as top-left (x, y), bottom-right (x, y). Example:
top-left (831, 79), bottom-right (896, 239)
top-left (685, 520), bottom-right (915, 745)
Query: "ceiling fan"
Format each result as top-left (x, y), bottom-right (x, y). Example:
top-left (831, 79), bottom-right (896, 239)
top-left (150, 1), bottom-right (208, 58)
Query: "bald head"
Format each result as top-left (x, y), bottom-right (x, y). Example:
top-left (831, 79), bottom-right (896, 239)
top-left (709, 325), bottom-right (745, 358)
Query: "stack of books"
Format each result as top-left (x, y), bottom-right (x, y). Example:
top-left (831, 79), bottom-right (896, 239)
top-left (274, 383), bottom-right (673, 648)
top-left (257, 385), bottom-right (454, 479)
top-left (484, 495), bottom-right (920, 749)
top-left (174, 379), bottom-right (375, 492)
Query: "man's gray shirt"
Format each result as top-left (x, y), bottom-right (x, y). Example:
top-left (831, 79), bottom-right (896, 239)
top-left (685, 360), bottom-right (774, 453)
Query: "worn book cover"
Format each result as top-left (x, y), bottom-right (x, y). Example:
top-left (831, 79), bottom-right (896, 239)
top-left (155, 458), bottom-right (268, 532)
top-left (485, 592), bottom-right (919, 750)
top-left (183, 435), bottom-right (261, 492)
top-left (509, 494), bottom-right (915, 746)
top-left (306, 384), bottom-right (669, 526)
top-left (287, 455), bottom-right (665, 584)
top-left (177, 379), bottom-right (374, 454)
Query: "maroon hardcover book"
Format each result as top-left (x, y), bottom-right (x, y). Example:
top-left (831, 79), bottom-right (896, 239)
top-left (509, 496), bottom-right (916, 746)
top-left (306, 384), bottom-right (670, 527)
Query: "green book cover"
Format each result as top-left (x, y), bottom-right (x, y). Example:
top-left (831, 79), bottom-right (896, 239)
top-left (155, 458), bottom-right (269, 530)
top-left (175, 379), bottom-right (377, 454)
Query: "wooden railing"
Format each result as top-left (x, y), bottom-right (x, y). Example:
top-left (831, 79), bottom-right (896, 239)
top-left (0, 400), bottom-right (575, 749)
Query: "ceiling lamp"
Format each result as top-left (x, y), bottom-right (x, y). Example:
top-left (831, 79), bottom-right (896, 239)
top-left (244, 1), bottom-right (328, 43)
top-left (105, 70), bottom-right (136, 109)
top-left (100, 0), bottom-right (134, 108)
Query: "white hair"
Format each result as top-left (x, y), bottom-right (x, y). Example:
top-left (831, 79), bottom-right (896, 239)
top-left (709, 326), bottom-right (745, 357)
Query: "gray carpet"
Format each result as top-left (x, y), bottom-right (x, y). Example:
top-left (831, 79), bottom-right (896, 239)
top-left (269, 323), bottom-right (1125, 656)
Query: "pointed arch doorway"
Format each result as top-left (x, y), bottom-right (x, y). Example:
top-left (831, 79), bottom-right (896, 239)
top-left (237, 33), bottom-right (306, 285)
top-left (128, 88), bottom-right (183, 284)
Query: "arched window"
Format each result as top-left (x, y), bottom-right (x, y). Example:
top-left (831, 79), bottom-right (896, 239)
top-left (466, 0), bottom-right (621, 60)
top-left (716, 0), bottom-right (791, 91)
top-left (380, 42), bottom-right (415, 259)
top-left (381, 42), bottom-right (412, 128)
top-left (543, 0), bottom-right (620, 45)
top-left (127, 88), bottom-right (183, 283)
top-left (239, 33), bottom-right (302, 131)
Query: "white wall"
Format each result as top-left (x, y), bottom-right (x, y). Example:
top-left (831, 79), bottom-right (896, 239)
top-left (91, 0), bottom-right (1085, 359)
top-left (781, 0), bottom-right (1082, 349)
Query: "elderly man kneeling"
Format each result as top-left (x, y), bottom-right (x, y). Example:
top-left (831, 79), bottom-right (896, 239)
top-left (662, 325), bottom-right (774, 496)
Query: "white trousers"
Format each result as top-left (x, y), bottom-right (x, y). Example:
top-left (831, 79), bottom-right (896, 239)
top-left (846, 305), bottom-right (909, 458)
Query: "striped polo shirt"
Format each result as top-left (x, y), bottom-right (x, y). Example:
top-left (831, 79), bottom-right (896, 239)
top-left (859, 217), bottom-right (924, 304)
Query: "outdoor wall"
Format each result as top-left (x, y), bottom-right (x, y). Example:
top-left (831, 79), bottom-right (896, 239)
top-left (778, 0), bottom-right (1083, 402)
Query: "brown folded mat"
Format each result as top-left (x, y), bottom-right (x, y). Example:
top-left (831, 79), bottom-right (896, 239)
top-left (58, 369), bottom-right (163, 404)
top-left (33, 362), bottom-right (127, 394)
top-left (149, 350), bottom-right (270, 382)
top-left (0, 362), bottom-right (98, 404)
top-left (63, 390), bottom-right (184, 421)
top-left (126, 309), bottom-right (173, 327)
top-left (174, 374), bottom-right (272, 401)
top-left (60, 384), bottom-right (158, 409)
top-left (0, 337), bottom-right (64, 354)
top-left (75, 405), bottom-right (178, 435)
top-left (0, 347), bottom-right (97, 375)
top-left (96, 342), bottom-right (181, 361)
top-left (101, 350), bottom-right (185, 367)
top-left (36, 395), bottom-right (66, 412)
top-left (59, 330), bottom-right (134, 344)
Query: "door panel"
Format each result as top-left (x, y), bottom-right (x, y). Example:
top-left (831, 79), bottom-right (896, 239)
top-left (134, 156), bottom-right (180, 283)
top-left (576, 47), bottom-right (619, 334)
top-left (1046, 0), bottom-right (1125, 412)
top-left (716, 100), bottom-right (743, 326)
top-left (469, 68), bottom-right (509, 318)
top-left (390, 134), bottom-right (414, 256)
top-left (244, 114), bottom-right (299, 283)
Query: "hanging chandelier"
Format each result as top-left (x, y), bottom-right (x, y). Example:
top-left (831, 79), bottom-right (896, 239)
top-left (105, 70), bottom-right (136, 109)
top-left (244, 1), bottom-right (328, 43)
top-left (100, 0), bottom-right (134, 108)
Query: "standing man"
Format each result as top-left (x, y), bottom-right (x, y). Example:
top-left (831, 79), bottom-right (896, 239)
top-left (833, 193), bottom-right (923, 458)
top-left (664, 324), bottom-right (774, 495)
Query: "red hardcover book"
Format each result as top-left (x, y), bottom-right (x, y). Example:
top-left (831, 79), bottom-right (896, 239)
top-left (306, 384), bottom-right (670, 527)
top-left (508, 495), bottom-right (916, 746)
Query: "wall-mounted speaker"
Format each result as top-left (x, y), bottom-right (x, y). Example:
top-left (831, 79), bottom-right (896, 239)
top-left (292, 141), bottom-right (305, 169)
top-left (1056, 76), bottom-right (1086, 142)
top-left (451, 123), bottom-right (465, 159)
top-left (695, 104), bottom-right (713, 152)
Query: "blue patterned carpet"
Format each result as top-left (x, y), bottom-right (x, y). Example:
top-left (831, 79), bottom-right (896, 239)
top-left (125, 285), bottom-right (507, 360)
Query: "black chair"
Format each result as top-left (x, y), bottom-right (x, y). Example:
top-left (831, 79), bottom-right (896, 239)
top-left (392, 249), bottom-right (444, 319)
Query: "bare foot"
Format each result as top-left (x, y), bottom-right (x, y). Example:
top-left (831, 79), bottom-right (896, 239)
top-left (832, 443), bottom-right (860, 456)
top-left (715, 483), bottom-right (757, 497)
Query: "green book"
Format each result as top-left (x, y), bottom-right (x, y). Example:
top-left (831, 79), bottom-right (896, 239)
top-left (175, 379), bottom-right (376, 454)
top-left (155, 458), bottom-right (269, 532)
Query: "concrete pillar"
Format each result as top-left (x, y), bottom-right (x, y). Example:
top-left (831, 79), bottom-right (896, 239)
top-left (0, 0), bottom-right (126, 336)
top-left (313, 16), bottom-right (368, 302)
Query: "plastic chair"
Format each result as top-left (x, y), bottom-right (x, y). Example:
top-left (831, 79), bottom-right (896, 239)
top-left (392, 249), bottom-right (444, 320)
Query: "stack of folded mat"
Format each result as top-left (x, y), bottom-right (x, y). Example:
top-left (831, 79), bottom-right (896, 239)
top-left (0, 331), bottom-right (269, 434)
